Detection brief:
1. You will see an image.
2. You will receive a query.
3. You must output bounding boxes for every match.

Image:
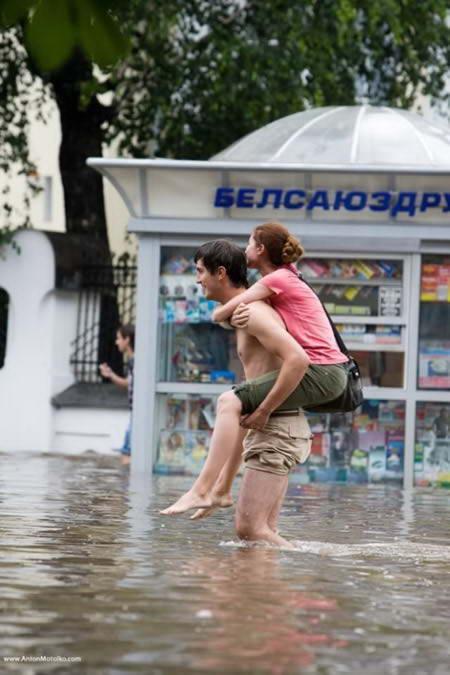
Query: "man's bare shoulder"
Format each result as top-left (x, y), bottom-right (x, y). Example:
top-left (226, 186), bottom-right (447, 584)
top-left (246, 301), bottom-right (285, 329)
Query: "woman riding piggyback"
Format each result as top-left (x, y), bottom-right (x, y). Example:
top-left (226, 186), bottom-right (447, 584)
top-left (213, 222), bottom-right (348, 413)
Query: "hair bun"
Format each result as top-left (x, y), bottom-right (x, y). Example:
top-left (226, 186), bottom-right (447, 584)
top-left (281, 234), bottom-right (304, 264)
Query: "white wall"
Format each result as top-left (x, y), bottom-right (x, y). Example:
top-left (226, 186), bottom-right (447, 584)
top-left (52, 408), bottom-right (129, 454)
top-left (0, 230), bottom-right (59, 451)
top-left (0, 95), bottom-right (65, 234)
top-left (50, 290), bottom-right (79, 396)
top-left (0, 229), bottom-right (130, 455)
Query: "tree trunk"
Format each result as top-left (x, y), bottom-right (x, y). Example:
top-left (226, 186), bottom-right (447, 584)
top-left (50, 53), bottom-right (122, 375)
top-left (50, 51), bottom-right (109, 243)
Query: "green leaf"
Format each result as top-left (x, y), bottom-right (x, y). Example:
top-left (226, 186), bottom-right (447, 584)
top-left (0, 0), bottom-right (34, 27)
top-left (25, 0), bottom-right (76, 71)
top-left (76, 0), bottom-right (129, 67)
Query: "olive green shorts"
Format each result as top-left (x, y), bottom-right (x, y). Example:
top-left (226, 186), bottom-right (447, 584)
top-left (233, 363), bottom-right (348, 415)
top-left (243, 412), bottom-right (312, 476)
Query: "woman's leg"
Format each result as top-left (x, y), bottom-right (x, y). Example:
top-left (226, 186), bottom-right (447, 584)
top-left (190, 426), bottom-right (248, 520)
top-left (161, 365), bottom-right (346, 515)
top-left (161, 391), bottom-right (244, 515)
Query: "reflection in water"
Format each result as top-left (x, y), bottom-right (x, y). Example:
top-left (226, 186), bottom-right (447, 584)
top-left (179, 548), bottom-right (345, 673)
top-left (0, 452), bottom-right (449, 674)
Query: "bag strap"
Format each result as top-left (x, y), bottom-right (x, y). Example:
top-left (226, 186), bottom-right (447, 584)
top-left (298, 273), bottom-right (350, 358)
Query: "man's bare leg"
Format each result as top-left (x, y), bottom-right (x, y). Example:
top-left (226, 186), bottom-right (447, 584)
top-left (161, 392), bottom-right (244, 515)
top-left (267, 479), bottom-right (289, 533)
top-left (235, 468), bottom-right (294, 549)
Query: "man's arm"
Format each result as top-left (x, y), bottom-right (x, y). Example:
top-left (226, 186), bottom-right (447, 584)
top-left (99, 363), bottom-right (128, 389)
top-left (246, 303), bottom-right (310, 415)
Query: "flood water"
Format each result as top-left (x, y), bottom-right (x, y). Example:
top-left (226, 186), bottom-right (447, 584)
top-left (1, 452), bottom-right (449, 674)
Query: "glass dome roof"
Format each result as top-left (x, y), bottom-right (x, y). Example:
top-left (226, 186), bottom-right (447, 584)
top-left (211, 106), bottom-right (450, 167)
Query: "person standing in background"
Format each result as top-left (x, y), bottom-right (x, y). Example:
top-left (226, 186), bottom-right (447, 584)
top-left (100, 324), bottom-right (135, 465)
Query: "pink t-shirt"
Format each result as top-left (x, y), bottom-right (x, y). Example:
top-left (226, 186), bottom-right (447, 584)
top-left (259, 264), bottom-right (347, 365)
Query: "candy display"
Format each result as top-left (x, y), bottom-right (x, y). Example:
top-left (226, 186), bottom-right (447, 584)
top-left (155, 430), bottom-right (212, 475)
top-left (157, 394), bottom-right (407, 483)
top-left (300, 400), bottom-right (405, 483)
top-left (155, 247), bottom-right (429, 485)
top-left (418, 256), bottom-right (450, 390)
top-left (299, 258), bottom-right (402, 280)
top-left (336, 324), bottom-right (402, 346)
top-left (160, 297), bottom-right (217, 324)
top-left (415, 402), bottom-right (450, 487)
top-left (421, 262), bottom-right (450, 302)
top-left (158, 323), bottom-right (240, 383)
top-left (298, 258), bottom-right (404, 318)
top-left (155, 394), bottom-right (216, 475)
top-left (162, 255), bottom-right (197, 275)
top-left (158, 249), bottom-right (242, 383)
top-left (418, 341), bottom-right (450, 389)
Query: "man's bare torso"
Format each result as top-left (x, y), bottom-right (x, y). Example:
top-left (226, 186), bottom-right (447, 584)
top-left (236, 301), bottom-right (285, 379)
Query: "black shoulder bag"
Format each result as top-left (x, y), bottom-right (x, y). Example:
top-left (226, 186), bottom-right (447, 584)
top-left (298, 273), bottom-right (364, 414)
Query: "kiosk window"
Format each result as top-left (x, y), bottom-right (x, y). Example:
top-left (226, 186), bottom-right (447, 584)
top-left (415, 402), bottom-right (450, 486)
top-left (352, 351), bottom-right (404, 388)
top-left (303, 399), bottom-right (405, 484)
top-left (418, 255), bottom-right (450, 390)
top-left (158, 246), bottom-right (243, 384)
top-left (154, 394), bottom-right (406, 485)
top-left (299, 257), bottom-right (403, 318)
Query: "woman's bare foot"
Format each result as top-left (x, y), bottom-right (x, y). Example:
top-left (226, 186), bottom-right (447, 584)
top-left (160, 488), bottom-right (213, 515)
top-left (190, 493), bottom-right (233, 521)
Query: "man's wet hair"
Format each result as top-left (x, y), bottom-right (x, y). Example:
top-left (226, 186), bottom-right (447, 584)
top-left (194, 240), bottom-right (248, 288)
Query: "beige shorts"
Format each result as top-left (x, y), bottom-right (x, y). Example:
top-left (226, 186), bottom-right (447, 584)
top-left (242, 412), bottom-right (313, 476)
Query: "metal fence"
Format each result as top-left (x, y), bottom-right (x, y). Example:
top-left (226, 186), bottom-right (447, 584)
top-left (70, 265), bottom-right (137, 383)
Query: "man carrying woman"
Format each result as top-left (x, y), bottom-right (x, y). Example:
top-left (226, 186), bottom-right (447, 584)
top-left (161, 224), bottom-right (348, 545)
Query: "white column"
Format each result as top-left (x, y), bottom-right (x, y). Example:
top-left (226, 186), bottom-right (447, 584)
top-left (131, 234), bottom-right (160, 474)
top-left (403, 253), bottom-right (422, 489)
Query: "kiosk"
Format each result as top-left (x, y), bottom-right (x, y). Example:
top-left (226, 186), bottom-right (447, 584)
top-left (89, 105), bottom-right (450, 488)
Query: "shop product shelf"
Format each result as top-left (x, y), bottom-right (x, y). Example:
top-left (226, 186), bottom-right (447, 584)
top-left (156, 382), bottom-right (229, 395)
top-left (329, 316), bottom-right (405, 325)
top-left (308, 278), bottom-right (402, 286)
top-left (345, 343), bottom-right (405, 352)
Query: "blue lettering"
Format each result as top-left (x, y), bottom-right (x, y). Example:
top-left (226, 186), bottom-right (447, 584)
top-left (236, 188), bottom-right (256, 208)
top-left (420, 192), bottom-right (441, 212)
top-left (344, 191), bottom-right (367, 211)
top-left (307, 190), bottom-right (330, 211)
top-left (214, 187), bottom-right (235, 208)
top-left (333, 191), bottom-right (346, 210)
top-left (391, 192), bottom-right (417, 217)
top-left (256, 189), bottom-right (283, 208)
top-left (368, 191), bottom-right (391, 212)
top-left (442, 193), bottom-right (450, 213)
top-left (283, 189), bottom-right (306, 209)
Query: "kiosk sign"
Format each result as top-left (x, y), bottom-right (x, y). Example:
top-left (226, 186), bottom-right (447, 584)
top-left (214, 187), bottom-right (450, 218)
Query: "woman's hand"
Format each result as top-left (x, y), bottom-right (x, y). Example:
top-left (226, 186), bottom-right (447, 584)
top-left (240, 406), bottom-right (271, 431)
top-left (230, 303), bottom-right (250, 328)
top-left (211, 306), bottom-right (222, 323)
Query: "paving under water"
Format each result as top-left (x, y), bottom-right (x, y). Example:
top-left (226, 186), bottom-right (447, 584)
top-left (1, 452), bottom-right (449, 674)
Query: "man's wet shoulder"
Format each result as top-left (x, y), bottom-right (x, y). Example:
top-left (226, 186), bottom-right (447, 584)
top-left (247, 301), bottom-right (284, 324)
